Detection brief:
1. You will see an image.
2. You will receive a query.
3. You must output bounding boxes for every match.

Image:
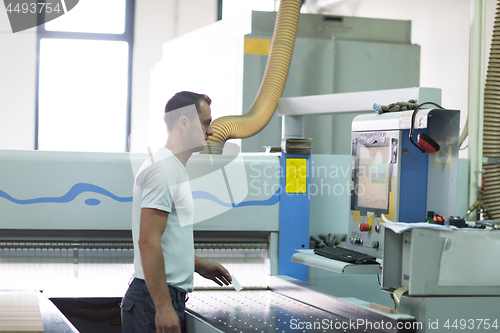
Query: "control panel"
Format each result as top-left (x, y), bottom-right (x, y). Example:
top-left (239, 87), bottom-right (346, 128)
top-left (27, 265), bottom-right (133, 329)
top-left (349, 215), bottom-right (385, 258)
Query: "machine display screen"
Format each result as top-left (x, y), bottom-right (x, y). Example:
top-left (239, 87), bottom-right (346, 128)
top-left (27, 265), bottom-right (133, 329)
top-left (354, 144), bottom-right (391, 211)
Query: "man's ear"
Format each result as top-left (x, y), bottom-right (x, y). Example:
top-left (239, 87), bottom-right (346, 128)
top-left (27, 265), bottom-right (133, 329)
top-left (179, 116), bottom-right (188, 130)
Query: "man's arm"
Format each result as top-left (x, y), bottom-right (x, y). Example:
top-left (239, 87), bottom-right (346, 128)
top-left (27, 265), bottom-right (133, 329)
top-left (194, 256), bottom-right (232, 286)
top-left (139, 208), bottom-right (180, 333)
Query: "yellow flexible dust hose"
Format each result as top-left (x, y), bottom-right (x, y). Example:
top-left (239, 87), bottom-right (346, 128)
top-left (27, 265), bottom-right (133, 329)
top-left (204, 0), bottom-right (302, 154)
top-left (482, 0), bottom-right (500, 219)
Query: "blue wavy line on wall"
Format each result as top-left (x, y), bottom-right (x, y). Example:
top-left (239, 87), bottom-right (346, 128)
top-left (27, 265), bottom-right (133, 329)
top-left (0, 184), bottom-right (280, 207)
top-left (0, 183), bottom-right (132, 206)
top-left (192, 189), bottom-right (280, 208)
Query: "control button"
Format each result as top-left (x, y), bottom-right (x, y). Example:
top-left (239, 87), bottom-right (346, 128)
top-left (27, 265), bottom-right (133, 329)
top-left (372, 241), bottom-right (379, 249)
top-left (359, 223), bottom-right (371, 232)
top-left (350, 237), bottom-right (355, 244)
top-left (374, 225), bottom-right (380, 233)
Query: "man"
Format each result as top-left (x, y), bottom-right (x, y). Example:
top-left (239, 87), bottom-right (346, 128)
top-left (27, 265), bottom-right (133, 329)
top-left (122, 91), bottom-right (232, 333)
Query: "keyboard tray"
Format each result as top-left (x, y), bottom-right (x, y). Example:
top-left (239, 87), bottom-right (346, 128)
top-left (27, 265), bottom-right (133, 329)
top-left (314, 247), bottom-right (378, 265)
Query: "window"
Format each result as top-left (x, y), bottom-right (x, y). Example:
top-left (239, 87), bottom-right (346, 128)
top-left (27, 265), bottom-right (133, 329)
top-left (36, 0), bottom-right (134, 152)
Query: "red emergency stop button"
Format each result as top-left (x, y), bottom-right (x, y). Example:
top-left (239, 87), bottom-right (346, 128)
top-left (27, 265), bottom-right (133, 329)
top-left (359, 223), bottom-right (371, 232)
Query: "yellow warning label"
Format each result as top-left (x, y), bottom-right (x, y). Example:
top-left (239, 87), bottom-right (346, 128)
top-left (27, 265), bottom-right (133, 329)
top-left (385, 177), bottom-right (396, 221)
top-left (244, 38), bottom-right (271, 55)
top-left (353, 210), bottom-right (361, 222)
top-left (286, 158), bottom-right (307, 194)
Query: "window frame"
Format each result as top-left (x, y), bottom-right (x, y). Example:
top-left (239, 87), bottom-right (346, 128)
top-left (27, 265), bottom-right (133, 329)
top-left (35, 0), bottom-right (135, 152)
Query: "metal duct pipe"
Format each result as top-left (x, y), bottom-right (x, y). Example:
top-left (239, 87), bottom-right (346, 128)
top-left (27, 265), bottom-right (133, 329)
top-left (482, 0), bottom-right (500, 219)
top-left (205, 0), bottom-right (302, 154)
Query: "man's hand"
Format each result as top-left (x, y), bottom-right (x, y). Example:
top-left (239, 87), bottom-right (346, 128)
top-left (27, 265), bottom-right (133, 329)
top-left (195, 256), bottom-right (232, 286)
top-left (155, 305), bottom-right (181, 333)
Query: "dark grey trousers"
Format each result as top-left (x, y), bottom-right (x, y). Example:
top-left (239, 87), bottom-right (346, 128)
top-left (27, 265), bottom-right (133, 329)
top-left (121, 278), bottom-right (187, 333)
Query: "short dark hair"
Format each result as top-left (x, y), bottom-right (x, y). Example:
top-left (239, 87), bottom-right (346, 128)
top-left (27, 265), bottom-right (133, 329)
top-left (165, 91), bottom-right (211, 114)
top-left (164, 91), bottom-right (211, 131)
